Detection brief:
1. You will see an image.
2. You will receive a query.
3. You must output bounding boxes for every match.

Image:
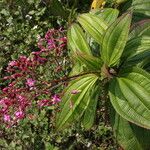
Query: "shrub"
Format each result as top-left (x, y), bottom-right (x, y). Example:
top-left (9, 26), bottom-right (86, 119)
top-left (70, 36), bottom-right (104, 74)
top-left (56, 1), bottom-right (150, 149)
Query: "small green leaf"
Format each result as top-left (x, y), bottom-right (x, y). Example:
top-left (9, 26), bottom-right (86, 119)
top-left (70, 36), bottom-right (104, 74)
top-left (109, 67), bottom-right (150, 129)
top-left (67, 23), bottom-right (91, 55)
top-left (101, 13), bottom-right (132, 67)
top-left (77, 13), bottom-right (107, 44)
top-left (56, 74), bottom-right (99, 130)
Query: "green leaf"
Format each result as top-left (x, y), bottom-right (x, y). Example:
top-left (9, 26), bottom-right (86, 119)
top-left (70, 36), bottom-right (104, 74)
top-left (113, 113), bottom-right (150, 150)
top-left (74, 52), bottom-right (103, 72)
top-left (113, 114), bottom-right (142, 150)
top-left (138, 58), bottom-right (150, 73)
top-left (91, 8), bottom-right (119, 25)
top-left (77, 13), bottom-right (107, 44)
top-left (56, 74), bottom-right (99, 130)
top-left (109, 67), bottom-right (150, 129)
top-left (67, 23), bottom-right (91, 55)
top-left (101, 13), bottom-right (132, 67)
top-left (60, 75), bottom-right (94, 106)
top-left (123, 0), bottom-right (150, 21)
top-left (129, 19), bottom-right (150, 39)
top-left (69, 62), bottom-right (85, 76)
top-left (129, 0), bottom-right (150, 17)
top-left (122, 36), bottom-right (150, 66)
top-left (82, 84), bottom-right (100, 130)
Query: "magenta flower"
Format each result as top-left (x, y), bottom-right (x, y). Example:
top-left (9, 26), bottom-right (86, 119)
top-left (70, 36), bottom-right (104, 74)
top-left (4, 114), bottom-right (11, 122)
top-left (51, 95), bottom-right (61, 104)
top-left (8, 60), bottom-right (18, 67)
top-left (15, 111), bottom-right (24, 119)
top-left (1, 27), bottom-right (67, 126)
top-left (37, 99), bottom-right (50, 107)
top-left (26, 78), bottom-right (36, 87)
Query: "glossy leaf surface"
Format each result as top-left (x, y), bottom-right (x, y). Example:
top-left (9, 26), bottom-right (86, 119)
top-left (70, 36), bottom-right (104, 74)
top-left (123, 36), bottom-right (150, 65)
top-left (113, 114), bottom-right (150, 150)
top-left (56, 74), bottom-right (99, 130)
top-left (77, 13), bottom-right (107, 44)
top-left (109, 67), bottom-right (150, 129)
top-left (92, 8), bottom-right (119, 25)
top-left (67, 23), bottom-right (91, 55)
top-left (101, 13), bottom-right (132, 67)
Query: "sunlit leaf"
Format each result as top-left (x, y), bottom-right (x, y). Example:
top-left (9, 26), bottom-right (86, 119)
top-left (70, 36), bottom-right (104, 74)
top-left (91, 8), bottom-right (119, 25)
top-left (77, 13), bottom-right (107, 44)
top-left (101, 13), bottom-right (132, 67)
top-left (109, 67), bottom-right (150, 129)
top-left (56, 74), bottom-right (99, 130)
top-left (67, 23), bottom-right (91, 55)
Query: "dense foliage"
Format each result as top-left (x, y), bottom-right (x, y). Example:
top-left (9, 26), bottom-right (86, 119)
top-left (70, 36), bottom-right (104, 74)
top-left (0, 0), bottom-right (150, 149)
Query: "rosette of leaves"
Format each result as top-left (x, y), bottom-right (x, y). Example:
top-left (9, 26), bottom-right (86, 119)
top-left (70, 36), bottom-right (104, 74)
top-left (56, 7), bottom-right (150, 150)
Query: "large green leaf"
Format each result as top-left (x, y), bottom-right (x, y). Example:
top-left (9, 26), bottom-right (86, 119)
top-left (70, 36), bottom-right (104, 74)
top-left (113, 113), bottom-right (150, 150)
top-left (91, 8), bottom-right (119, 25)
top-left (109, 67), bottom-right (150, 129)
top-left (82, 84), bottom-right (100, 130)
top-left (113, 114), bottom-right (142, 150)
top-left (101, 13), bottom-right (132, 67)
top-left (67, 23), bottom-right (91, 55)
top-left (77, 13), bottom-right (107, 44)
top-left (56, 74), bottom-right (99, 130)
top-left (122, 36), bottom-right (150, 66)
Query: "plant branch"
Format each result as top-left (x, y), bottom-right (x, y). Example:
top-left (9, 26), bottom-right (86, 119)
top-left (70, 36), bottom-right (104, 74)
top-left (50, 71), bottom-right (99, 84)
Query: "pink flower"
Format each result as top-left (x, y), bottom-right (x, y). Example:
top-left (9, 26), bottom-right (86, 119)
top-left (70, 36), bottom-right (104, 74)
top-left (19, 56), bottom-right (27, 62)
top-left (51, 95), bottom-right (61, 104)
top-left (4, 114), bottom-right (11, 122)
top-left (8, 60), bottom-right (18, 67)
top-left (71, 90), bottom-right (81, 94)
top-left (26, 78), bottom-right (36, 87)
top-left (37, 99), bottom-right (50, 107)
top-left (15, 111), bottom-right (24, 119)
top-left (11, 73), bottom-right (22, 79)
